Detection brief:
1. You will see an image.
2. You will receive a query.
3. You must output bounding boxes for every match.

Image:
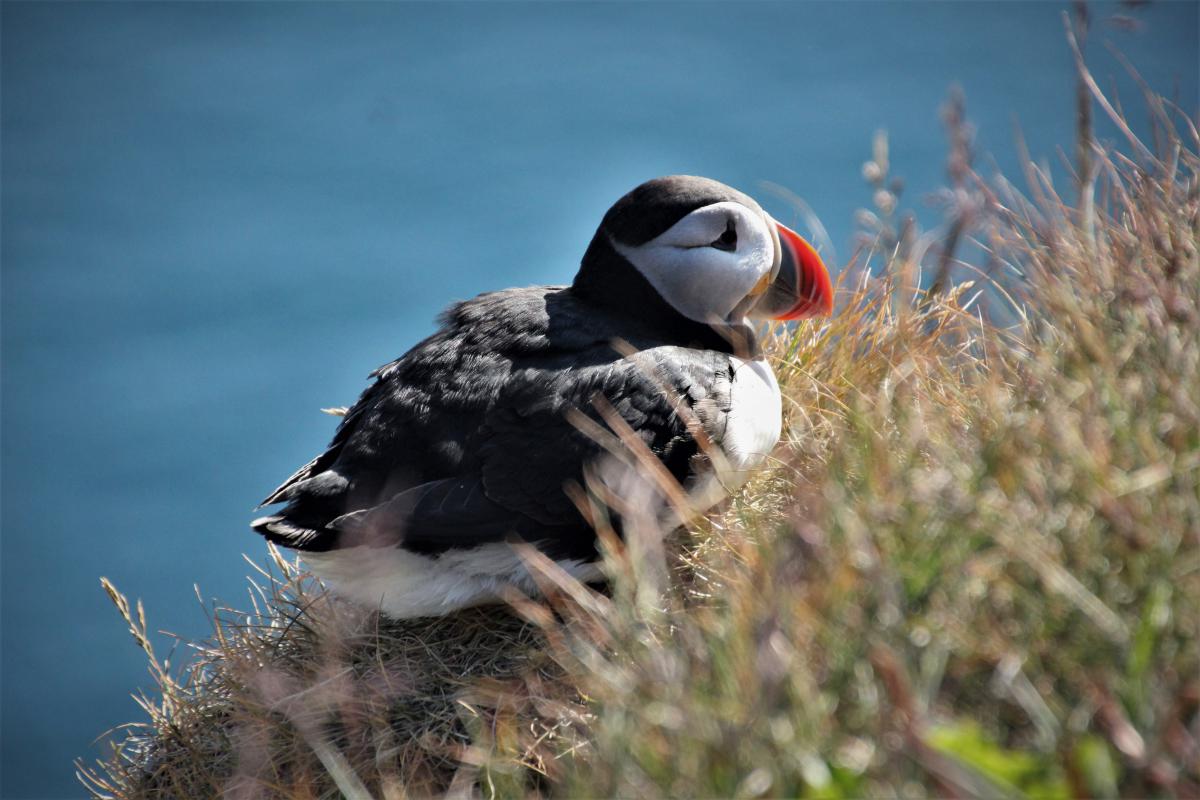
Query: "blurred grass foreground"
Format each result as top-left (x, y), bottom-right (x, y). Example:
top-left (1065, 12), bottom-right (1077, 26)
top-left (84, 40), bottom-right (1198, 800)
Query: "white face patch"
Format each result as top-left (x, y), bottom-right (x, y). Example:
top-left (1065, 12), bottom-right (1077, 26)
top-left (612, 201), bottom-right (777, 324)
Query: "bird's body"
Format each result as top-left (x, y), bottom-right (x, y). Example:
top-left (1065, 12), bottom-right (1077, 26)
top-left (254, 176), bottom-right (831, 617)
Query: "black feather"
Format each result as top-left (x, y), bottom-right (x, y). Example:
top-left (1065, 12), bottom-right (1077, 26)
top-left (254, 285), bottom-right (735, 556)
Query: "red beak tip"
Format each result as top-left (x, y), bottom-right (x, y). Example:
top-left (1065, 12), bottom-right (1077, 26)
top-left (774, 222), bottom-right (834, 321)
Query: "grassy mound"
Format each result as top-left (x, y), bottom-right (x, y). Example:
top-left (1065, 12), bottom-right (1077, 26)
top-left (83, 62), bottom-right (1198, 799)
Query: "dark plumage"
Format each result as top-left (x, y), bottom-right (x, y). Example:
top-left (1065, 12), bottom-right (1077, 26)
top-left (254, 285), bottom-right (734, 561)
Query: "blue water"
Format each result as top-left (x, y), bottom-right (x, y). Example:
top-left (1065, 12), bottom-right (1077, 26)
top-left (2, 2), bottom-right (1195, 796)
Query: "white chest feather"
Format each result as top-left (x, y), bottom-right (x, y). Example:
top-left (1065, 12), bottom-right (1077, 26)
top-left (722, 356), bottom-right (783, 472)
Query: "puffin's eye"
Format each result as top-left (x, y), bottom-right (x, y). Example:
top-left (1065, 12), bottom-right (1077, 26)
top-left (710, 220), bottom-right (738, 251)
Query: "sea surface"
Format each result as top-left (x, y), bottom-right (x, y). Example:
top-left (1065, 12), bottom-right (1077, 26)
top-left (2, 2), bottom-right (1196, 796)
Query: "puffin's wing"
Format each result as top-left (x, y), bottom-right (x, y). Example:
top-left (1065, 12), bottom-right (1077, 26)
top-left (420, 349), bottom-right (729, 558)
top-left (478, 354), bottom-right (701, 522)
top-left (325, 476), bottom-right (594, 558)
top-left (277, 349), bottom-right (726, 561)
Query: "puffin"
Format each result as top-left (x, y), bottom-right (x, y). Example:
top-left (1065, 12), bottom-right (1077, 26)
top-left (253, 175), bottom-right (832, 618)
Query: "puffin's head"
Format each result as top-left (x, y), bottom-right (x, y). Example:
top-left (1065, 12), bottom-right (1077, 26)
top-left (573, 175), bottom-right (833, 328)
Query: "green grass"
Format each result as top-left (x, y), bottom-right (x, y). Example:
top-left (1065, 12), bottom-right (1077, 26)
top-left (82, 51), bottom-right (1199, 800)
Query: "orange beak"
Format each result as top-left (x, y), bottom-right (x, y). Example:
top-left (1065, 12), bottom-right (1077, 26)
top-left (768, 222), bottom-right (834, 319)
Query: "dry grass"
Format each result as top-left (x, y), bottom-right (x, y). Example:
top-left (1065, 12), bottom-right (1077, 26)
top-left (83, 47), bottom-right (1198, 799)
top-left (83, 558), bottom-right (586, 798)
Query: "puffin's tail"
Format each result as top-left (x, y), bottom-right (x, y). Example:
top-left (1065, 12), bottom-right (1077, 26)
top-left (251, 512), bottom-right (338, 552)
top-left (252, 467), bottom-right (352, 552)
